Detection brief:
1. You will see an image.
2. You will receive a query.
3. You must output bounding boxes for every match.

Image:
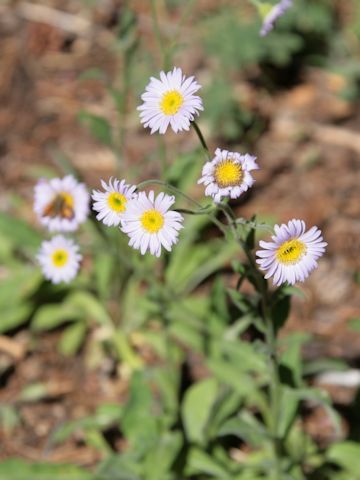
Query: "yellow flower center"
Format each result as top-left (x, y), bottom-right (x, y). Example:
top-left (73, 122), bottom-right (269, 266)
top-left (108, 192), bottom-right (127, 213)
top-left (160, 90), bottom-right (184, 115)
top-left (43, 192), bottom-right (74, 219)
top-left (141, 209), bottom-right (164, 233)
top-left (51, 249), bottom-right (69, 268)
top-left (214, 160), bottom-right (243, 188)
top-left (276, 239), bottom-right (306, 265)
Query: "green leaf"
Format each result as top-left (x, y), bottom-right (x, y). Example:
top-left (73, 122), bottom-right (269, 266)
top-left (94, 253), bottom-right (114, 300)
top-left (78, 111), bottom-right (113, 146)
top-left (218, 411), bottom-right (268, 448)
top-left (0, 405), bottom-right (20, 433)
top-left (279, 333), bottom-right (311, 387)
top-left (277, 386), bottom-right (299, 440)
top-left (0, 303), bottom-right (32, 333)
top-left (183, 239), bottom-right (239, 294)
top-left (96, 454), bottom-right (142, 480)
top-left (58, 321), bottom-right (87, 356)
top-left (207, 358), bottom-right (256, 397)
top-left (290, 387), bottom-right (342, 435)
top-left (271, 294), bottom-right (290, 333)
top-left (303, 357), bottom-right (348, 376)
top-left (0, 268), bottom-right (42, 307)
top-left (121, 372), bottom-right (158, 456)
top-left (219, 340), bottom-right (268, 375)
top-left (52, 404), bottom-right (123, 444)
top-left (84, 429), bottom-right (112, 456)
top-left (224, 315), bottom-right (253, 340)
top-left (19, 383), bottom-right (48, 402)
top-left (185, 448), bottom-right (230, 479)
top-left (245, 216), bottom-right (256, 250)
top-left (150, 367), bottom-right (180, 424)
top-left (143, 431), bottom-right (183, 480)
top-left (211, 277), bottom-right (230, 322)
top-left (208, 390), bottom-right (242, 436)
top-left (348, 317), bottom-right (360, 332)
top-left (182, 378), bottom-right (218, 444)
top-left (169, 320), bottom-right (204, 353)
top-left (112, 331), bottom-right (143, 370)
top-left (327, 442), bottom-right (360, 474)
top-left (0, 213), bottom-right (42, 251)
top-left (66, 291), bottom-right (112, 326)
top-left (0, 460), bottom-right (93, 480)
top-left (227, 289), bottom-right (251, 313)
top-left (32, 304), bottom-right (82, 331)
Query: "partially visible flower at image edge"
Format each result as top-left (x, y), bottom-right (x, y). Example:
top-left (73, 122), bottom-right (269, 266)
top-left (259, 0), bottom-right (293, 37)
top-left (198, 148), bottom-right (259, 203)
top-left (121, 191), bottom-right (184, 257)
top-left (256, 219), bottom-right (327, 286)
top-left (34, 175), bottom-right (89, 232)
top-left (37, 235), bottom-right (82, 284)
top-left (138, 67), bottom-right (203, 134)
top-left (92, 177), bottom-right (137, 227)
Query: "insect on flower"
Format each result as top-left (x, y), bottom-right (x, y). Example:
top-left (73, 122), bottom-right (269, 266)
top-left (34, 175), bottom-right (89, 232)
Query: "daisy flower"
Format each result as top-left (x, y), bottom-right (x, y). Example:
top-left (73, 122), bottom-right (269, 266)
top-left (137, 67), bottom-right (203, 134)
top-left (259, 0), bottom-right (293, 37)
top-left (198, 148), bottom-right (259, 203)
top-left (37, 235), bottom-right (82, 284)
top-left (34, 175), bottom-right (89, 232)
top-left (256, 219), bottom-right (327, 286)
top-left (120, 191), bottom-right (184, 257)
top-left (92, 178), bottom-right (137, 227)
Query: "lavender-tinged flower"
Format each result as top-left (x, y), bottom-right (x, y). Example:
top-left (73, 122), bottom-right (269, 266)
top-left (137, 67), bottom-right (203, 134)
top-left (198, 148), bottom-right (259, 203)
top-left (260, 0), bottom-right (293, 37)
top-left (256, 219), bottom-right (327, 286)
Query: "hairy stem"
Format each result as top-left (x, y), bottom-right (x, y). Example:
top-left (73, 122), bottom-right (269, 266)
top-left (191, 120), bottom-right (211, 159)
top-left (218, 202), bottom-right (283, 478)
top-left (136, 179), bottom-right (228, 235)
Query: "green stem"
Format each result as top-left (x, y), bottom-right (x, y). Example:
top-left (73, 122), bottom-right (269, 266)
top-left (218, 202), bottom-right (283, 478)
top-left (262, 293), bottom-right (282, 479)
top-left (242, 243), bottom-right (283, 479)
top-left (150, 0), bottom-right (169, 70)
top-left (157, 135), bottom-right (168, 179)
top-left (137, 179), bottom-right (203, 208)
top-left (191, 120), bottom-right (211, 159)
top-left (136, 179), bottom-right (228, 236)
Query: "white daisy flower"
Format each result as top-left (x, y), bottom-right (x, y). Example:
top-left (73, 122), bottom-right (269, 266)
top-left (137, 67), bottom-right (203, 134)
top-left (256, 219), bottom-right (327, 286)
top-left (198, 148), bottom-right (259, 203)
top-left (91, 178), bottom-right (137, 227)
top-left (120, 191), bottom-right (184, 257)
top-left (37, 235), bottom-right (82, 284)
top-left (34, 175), bottom-right (89, 232)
